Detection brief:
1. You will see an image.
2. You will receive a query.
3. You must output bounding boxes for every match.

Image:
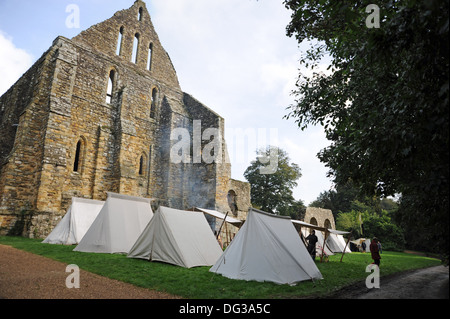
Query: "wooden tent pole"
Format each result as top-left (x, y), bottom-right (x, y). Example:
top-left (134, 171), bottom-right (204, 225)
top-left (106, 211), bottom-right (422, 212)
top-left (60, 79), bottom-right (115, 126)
top-left (217, 211), bottom-right (229, 239)
top-left (340, 234), bottom-right (352, 263)
top-left (321, 230), bottom-right (329, 263)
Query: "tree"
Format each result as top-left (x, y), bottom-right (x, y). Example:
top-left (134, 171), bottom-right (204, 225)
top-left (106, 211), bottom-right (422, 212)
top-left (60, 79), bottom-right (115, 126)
top-left (244, 146), bottom-right (302, 215)
top-left (284, 0), bottom-right (448, 257)
top-left (337, 210), bottom-right (406, 251)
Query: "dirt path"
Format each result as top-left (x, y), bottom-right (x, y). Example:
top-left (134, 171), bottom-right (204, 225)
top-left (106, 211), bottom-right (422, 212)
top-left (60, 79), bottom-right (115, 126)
top-left (0, 244), bottom-right (181, 299)
top-left (330, 265), bottom-right (449, 299)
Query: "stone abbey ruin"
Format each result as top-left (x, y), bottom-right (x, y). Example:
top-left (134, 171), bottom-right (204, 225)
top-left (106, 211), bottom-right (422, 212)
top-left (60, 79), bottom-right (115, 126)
top-left (0, 1), bottom-right (251, 238)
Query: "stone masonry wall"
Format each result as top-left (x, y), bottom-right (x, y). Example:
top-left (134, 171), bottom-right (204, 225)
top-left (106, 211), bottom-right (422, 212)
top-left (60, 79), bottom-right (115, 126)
top-left (304, 207), bottom-right (336, 230)
top-left (0, 0), bottom-right (251, 238)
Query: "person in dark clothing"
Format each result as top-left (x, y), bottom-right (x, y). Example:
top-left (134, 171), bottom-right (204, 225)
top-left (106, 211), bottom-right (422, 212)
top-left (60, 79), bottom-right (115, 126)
top-left (306, 230), bottom-right (318, 261)
top-left (370, 237), bottom-right (381, 266)
top-left (361, 240), bottom-right (366, 252)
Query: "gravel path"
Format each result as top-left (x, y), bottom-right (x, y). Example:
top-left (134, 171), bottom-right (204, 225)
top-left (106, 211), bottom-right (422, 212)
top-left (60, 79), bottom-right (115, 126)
top-left (329, 264), bottom-right (449, 299)
top-left (0, 244), bottom-right (181, 299)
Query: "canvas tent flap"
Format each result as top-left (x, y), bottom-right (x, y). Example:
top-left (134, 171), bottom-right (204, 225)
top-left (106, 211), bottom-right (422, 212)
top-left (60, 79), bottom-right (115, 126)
top-left (326, 233), bottom-right (352, 253)
top-left (328, 229), bottom-right (350, 235)
top-left (194, 207), bottom-right (242, 226)
top-left (42, 197), bottom-right (105, 245)
top-left (351, 238), bottom-right (371, 252)
top-left (73, 192), bottom-right (153, 254)
top-left (128, 206), bottom-right (223, 268)
top-left (210, 208), bottom-right (323, 285)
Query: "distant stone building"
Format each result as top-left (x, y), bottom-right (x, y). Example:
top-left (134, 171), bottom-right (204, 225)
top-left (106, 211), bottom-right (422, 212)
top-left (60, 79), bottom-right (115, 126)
top-left (303, 207), bottom-right (336, 230)
top-left (0, 1), bottom-right (250, 237)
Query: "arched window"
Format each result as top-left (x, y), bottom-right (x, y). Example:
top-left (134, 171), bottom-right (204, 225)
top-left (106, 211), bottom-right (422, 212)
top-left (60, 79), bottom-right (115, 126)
top-left (131, 33), bottom-right (140, 64)
top-left (138, 152), bottom-right (148, 176)
top-left (147, 43), bottom-right (153, 71)
top-left (227, 190), bottom-right (238, 216)
top-left (139, 155), bottom-right (144, 175)
top-left (324, 219), bottom-right (332, 229)
top-left (310, 217), bottom-right (318, 226)
top-left (106, 70), bottom-right (115, 104)
top-left (150, 87), bottom-right (158, 118)
top-left (116, 27), bottom-right (124, 56)
top-left (138, 7), bottom-right (143, 21)
top-left (73, 139), bottom-right (84, 172)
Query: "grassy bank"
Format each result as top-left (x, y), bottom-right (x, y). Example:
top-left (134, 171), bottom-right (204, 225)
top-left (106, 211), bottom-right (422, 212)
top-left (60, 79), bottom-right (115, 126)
top-left (0, 236), bottom-right (442, 299)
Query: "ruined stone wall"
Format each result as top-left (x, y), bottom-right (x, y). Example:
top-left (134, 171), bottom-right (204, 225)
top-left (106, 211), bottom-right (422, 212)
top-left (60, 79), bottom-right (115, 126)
top-left (304, 207), bottom-right (336, 230)
top-left (0, 0), bottom-right (251, 238)
top-left (0, 46), bottom-right (57, 236)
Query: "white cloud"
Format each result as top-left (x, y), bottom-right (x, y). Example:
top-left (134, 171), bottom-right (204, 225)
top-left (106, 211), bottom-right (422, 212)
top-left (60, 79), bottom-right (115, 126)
top-left (0, 31), bottom-right (33, 95)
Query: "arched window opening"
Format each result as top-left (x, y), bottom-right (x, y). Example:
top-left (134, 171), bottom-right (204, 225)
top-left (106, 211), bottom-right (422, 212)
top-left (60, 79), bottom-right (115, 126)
top-left (139, 155), bottom-right (144, 175)
top-left (227, 190), bottom-right (238, 216)
top-left (147, 43), bottom-right (153, 71)
top-left (106, 70), bottom-right (115, 104)
top-left (138, 7), bottom-right (143, 21)
top-left (132, 33), bottom-right (140, 64)
top-left (116, 27), bottom-right (124, 56)
top-left (150, 87), bottom-right (158, 118)
top-left (324, 219), bottom-right (332, 229)
top-left (310, 217), bottom-right (318, 226)
top-left (73, 140), bottom-right (82, 172)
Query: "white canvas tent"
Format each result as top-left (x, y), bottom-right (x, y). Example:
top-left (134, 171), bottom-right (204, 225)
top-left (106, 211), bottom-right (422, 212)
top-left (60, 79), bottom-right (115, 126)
top-left (326, 232), bottom-right (352, 253)
top-left (351, 238), bottom-right (371, 252)
top-left (42, 197), bottom-right (105, 245)
top-left (210, 208), bottom-right (323, 285)
top-left (301, 228), bottom-right (335, 257)
top-left (194, 207), bottom-right (242, 226)
top-left (74, 192), bottom-right (154, 254)
top-left (128, 206), bottom-right (223, 268)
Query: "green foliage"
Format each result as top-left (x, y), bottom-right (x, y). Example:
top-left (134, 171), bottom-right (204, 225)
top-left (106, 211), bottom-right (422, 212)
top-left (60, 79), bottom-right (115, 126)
top-left (336, 210), bottom-right (406, 251)
top-left (244, 146), bottom-right (302, 215)
top-left (0, 237), bottom-right (441, 299)
top-left (284, 0), bottom-right (448, 257)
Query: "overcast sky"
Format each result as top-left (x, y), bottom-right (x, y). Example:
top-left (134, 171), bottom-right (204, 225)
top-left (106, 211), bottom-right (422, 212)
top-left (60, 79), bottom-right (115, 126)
top-left (0, 0), bottom-right (334, 205)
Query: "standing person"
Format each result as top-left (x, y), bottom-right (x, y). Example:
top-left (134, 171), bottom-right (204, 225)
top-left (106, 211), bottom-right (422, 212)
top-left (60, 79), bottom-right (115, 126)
top-left (361, 240), bottom-right (367, 253)
top-left (377, 240), bottom-right (382, 254)
top-left (306, 230), bottom-right (318, 261)
top-left (370, 237), bottom-right (381, 267)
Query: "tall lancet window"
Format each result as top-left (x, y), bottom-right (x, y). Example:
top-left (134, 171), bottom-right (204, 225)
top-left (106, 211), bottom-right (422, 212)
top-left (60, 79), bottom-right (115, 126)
top-left (131, 33), bottom-right (140, 64)
top-left (106, 70), bottom-right (115, 104)
top-left (150, 87), bottom-right (158, 119)
top-left (73, 140), bottom-right (82, 172)
top-left (147, 43), bottom-right (153, 71)
top-left (116, 27), bottom-right (124, 56)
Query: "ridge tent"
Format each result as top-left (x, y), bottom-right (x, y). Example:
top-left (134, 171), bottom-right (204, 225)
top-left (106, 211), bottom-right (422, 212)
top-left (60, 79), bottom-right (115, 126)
top-left (73, 192), bottom-right (154, 254)
top-left (127, 206), bottom-right (223, 268)
top-left (42, 197), bottom-right (105, 245)
top-left (300, 228), bottom-right (335, 257)
top-left (209, 208), bottom-right (323, 285)
top-left (194, 207), bottom-right (243, 247)
top-left (351, 238), bottom-right (371, 252)
top-left (292, 219), bottom-right (335, 257)
top-left (326, 232), bottom-right (352, 253)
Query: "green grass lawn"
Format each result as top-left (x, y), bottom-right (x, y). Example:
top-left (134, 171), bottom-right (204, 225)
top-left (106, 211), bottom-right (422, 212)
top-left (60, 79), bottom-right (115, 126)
top-left (0, 236), bottom-right (442, 299)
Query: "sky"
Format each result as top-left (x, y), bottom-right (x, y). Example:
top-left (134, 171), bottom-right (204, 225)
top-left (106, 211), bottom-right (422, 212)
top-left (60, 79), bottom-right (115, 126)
top-left (0, 0), bottom-right (334, 205)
